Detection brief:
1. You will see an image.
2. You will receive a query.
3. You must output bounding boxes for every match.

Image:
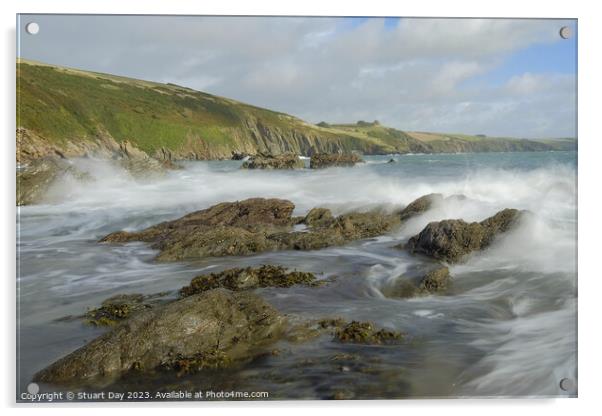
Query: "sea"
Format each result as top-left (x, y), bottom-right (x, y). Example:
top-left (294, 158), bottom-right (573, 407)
top-left (17, 151), bottom-right (577, 399)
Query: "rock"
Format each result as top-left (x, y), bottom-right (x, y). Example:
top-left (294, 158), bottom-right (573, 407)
top-left (309, 153), bottom-right (364, 169)
top-left (117, 140), bottom-right (168, 178)
top-left (304, 208), bottom-right (335, 228)
top-left (84, 292), bottom-right (168, 326)
top-left (419, 266), bottom-right (451, 292)
top-left (334, 211), bottom-right (400, 240)
top-left (334, 321), bottom-right (403, 345)
top-left (158, 198), bottom-right (295, 229)
top-left (241, 153), bottom-right (304, 169)
top-left (179, 265), bottom-right (318, 297)
top-left (33, 289), bottom-right (286, 383)
top-left (406, 208), bottom-right (523, 263)
top-left (231, 151), bottom-right (248, 160)
top-left (317, 317), bottom-right (347, 329)
top-left (381, 266), bottom-right (451, 298)
top-left (397, 193), bottom-right (443, 222)
top-left (100, 198), bottom-right (295, 260)
top-left (269, 229), bottom-right (347, 251)
top-left (153, 226), bottom-right (274, 261)
top-left (17, 157), bottom-right (90, 205)
top-left (381, 280), bottom-right (420, 298)
top-left (85, 294), bottom-right (146, 326)
top-left (101, 198), bottom-right (401, 261)
top-left (387, 158), bottom-right (396, 163)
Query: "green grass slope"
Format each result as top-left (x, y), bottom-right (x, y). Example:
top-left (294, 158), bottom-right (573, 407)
top-left (17, 60), bottom-right (576, 162)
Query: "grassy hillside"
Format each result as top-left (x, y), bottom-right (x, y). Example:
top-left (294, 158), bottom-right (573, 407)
top-left (16, 60), bottom-right (576, 162)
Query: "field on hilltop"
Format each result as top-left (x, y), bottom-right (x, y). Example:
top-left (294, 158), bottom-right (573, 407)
top-left (16, 60), bottom-right (575, 163)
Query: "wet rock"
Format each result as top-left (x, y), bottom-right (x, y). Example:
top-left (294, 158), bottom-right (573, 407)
top-left (231, 151), bottom-right (248, 160)
top-left (317, 317), bottom-right (347, 329)
top-left (101, 198), bottom-right (401, 261)
top-left (100, 198), bottom-right (295, 260)
top-left (241, 153), bottom-right (304, 169)
top-left (334, 321), bottom-right (403, 345)
top-left (304, 207), bottom-right (335, 228)
top-left (418, 266), bottom-right (451, 292)
top-left (153, 226), bottom-right (274, 261)
top-left (406, 208), bottom-right (523, 263)
top-left (310, 153), bottom-right (364, 169)
top-left (85, 294), bottom-right (146, 326)
top-left (381, 280), bottom-right (420, 298)
top-left (117, 140), bottom-right (168, 178)
top-left (179, 265), bottom-right (318, 297)
top-left (334, 211), bottom-right (400, 240)
top-left (387, 158), bottom-right (396, 164)
top-left (381, 266), bottom-right (451, 298)
top-left (159, 350), bottom-right (232, 376)
top-left (269, 229), bottom-right (346, 251)
top-left (34, 289), bottom-right (286, 383)
top-left (397, 193), bottom-right (443, 222)
top-left (16, 157), bottom-right (90, 205)
top-left (84, 292), bottom-right (168, 326)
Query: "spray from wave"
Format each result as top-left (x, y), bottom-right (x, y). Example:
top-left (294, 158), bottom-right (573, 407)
top-left (18, 152), bottom-right (577, 396)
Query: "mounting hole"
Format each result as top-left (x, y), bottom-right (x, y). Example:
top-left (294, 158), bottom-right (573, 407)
top-left (559, 378), bottom-right (576, 392)
top-left (26, 382), bottom-right (39, 395)
top-left (559, 26), bottom-right (571, 39)
top-left (25, 22), bottom-right (40, 35)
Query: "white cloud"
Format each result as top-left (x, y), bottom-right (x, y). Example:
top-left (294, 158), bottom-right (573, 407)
top-left (20, 15), bottom-right (576, 138)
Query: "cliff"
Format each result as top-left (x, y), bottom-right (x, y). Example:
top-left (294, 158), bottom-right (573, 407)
top-left (16, 59), bottom-right (575, 164)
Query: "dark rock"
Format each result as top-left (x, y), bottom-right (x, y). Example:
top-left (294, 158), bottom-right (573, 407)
top-left (381, 266), bottom-right (451, 298)
top-left (310, 153), bottom-right (364, 169)
top-left (231, 151), bottom-right (248, 160)
top-left (406, 208), bottom-right (523, 263)
top-left (84, 292), bottom-right (168, 326)
top-left (179, 265), bottom-right (318, 297)
top-left (241, 153), bottom-right (304, 169)
top-left (85, 294), bottom-right (146, 326)
top-left (419, 266), bottom-right (451, 292)
top-left (317, 317), bottom-right (347, 329)
top-left (34, 289), bottom-right (286, 383)
top-left (381, 280), bottom-right (420, 298)
top-left (387, 158), bottom-right (396, 163)
top-left (100, 198), bottom-right (295, 260)
top-left (397, 193), bottom-right (443, 222)
top-left (334, 321), bottom-right (403, 345)
top-left (304, 207), bottom-right (335, 228)
top-left (17, 157), bottom-right (90, 205)
top-left (101, 198), bottom-right (401, 261)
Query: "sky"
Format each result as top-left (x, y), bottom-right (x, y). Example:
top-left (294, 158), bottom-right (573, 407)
top-left (18, 15), bottom-right (577, 138)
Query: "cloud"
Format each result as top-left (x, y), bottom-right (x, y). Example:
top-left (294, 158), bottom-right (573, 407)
top-left (19, 15), bottom-right (576, 138)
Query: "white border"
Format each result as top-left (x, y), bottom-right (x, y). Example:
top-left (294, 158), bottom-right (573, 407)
top-left (2, 0), bottom-right (600, 415)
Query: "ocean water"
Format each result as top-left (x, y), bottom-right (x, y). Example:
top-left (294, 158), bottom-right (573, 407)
top-left (17, 151), bottom-right (577, 399)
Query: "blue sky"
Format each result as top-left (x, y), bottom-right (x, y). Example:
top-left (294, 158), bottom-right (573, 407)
top-left (468, 24), bottom-right (576, 87)
top-left (18, 15), bottom-right (577, 138)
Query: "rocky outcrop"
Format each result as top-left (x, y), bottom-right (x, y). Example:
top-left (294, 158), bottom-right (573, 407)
top-left (381, 266), bottom-right (451, 298)
top-left (397, 193), bottom-right (443, 222)
top-left (230, 151), bottom-right (249, 160)
top-left (179, 265), bottom-right (318, 297)
top-left (100, 198), bottom-right (402, 261)
top-left (309, 153), bottom-right (364, 169)
top-left (333, 321), bottom-right (404, 345)
top-left (17, 128), bottom-right (174, 205)
top-left (16, 157), bottom-right (90, 205)
top-left (241, 153), bottom-right (304, 169)
top-left (34, 289), bottom-right (286, 383)
top-left (406, 209), bottom-right (523, 263)
top-left (84, 292), bottom-right (167, 327)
